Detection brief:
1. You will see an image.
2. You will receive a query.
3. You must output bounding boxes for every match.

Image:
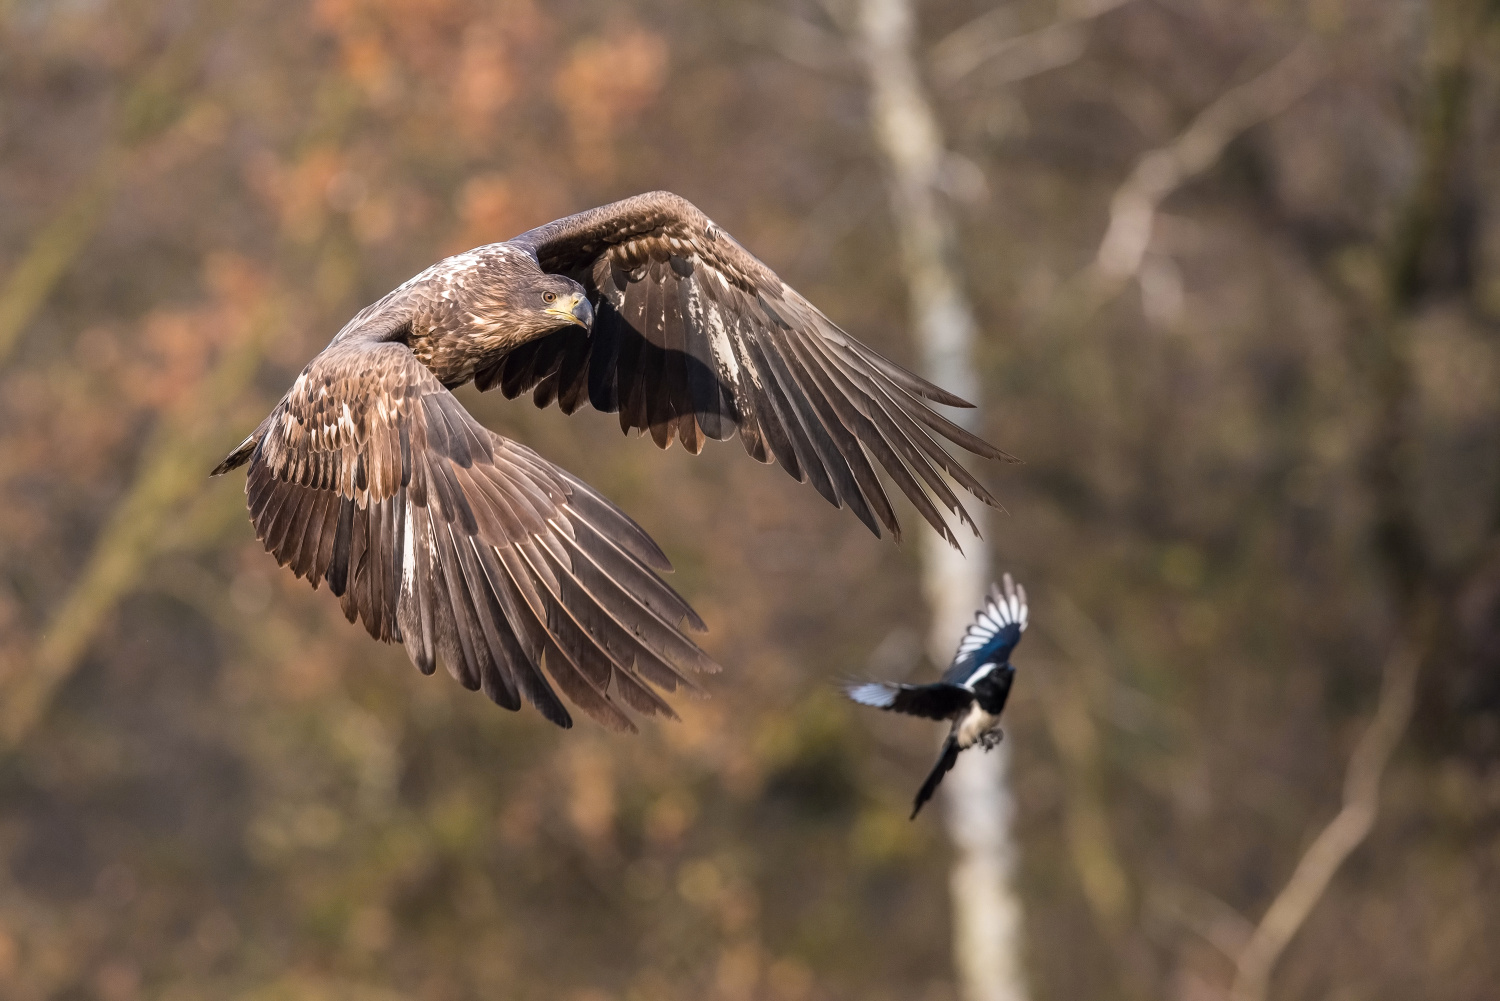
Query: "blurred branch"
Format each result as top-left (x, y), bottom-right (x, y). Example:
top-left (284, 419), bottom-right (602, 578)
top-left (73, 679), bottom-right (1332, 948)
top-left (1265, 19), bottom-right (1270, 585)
top-left (1035, 595), bottom-right (1131, 935)
top-left (0, 304), bottom-right (277, 750)
top-left (1035, 663), bottom-right (1131, 933)
top-left (855, 2), bottom-right (1025, 1000)
top-left (1093, 39), bottom-right (1324, 287)
top-left (929, 2), bottom-right (1020, 77)
top-left (149, 559), bottom-right (304, 666)
top-left (1147, 882), bottom-right (1254, 962)
top-left (741, 5), bottom-right (857, 75)
top-left (0, 24), bottom-right (209, 368)
top-left (1036, 593), bottom-right (1171, 1000)
top-left (931, 0), bottom-right (1136, 88)
top-left (0, 162), bottom-right (120, 366)
top-left (1229, 607), bottom-right (1433, 1001)
top-left (792, 169), bottom-right (882, 272)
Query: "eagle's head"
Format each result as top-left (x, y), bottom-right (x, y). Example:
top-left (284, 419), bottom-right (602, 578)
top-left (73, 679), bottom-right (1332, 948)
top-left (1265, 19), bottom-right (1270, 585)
top-left (515, 268), bottom-right (594, 340)
top-left (401, 246), bottom-right (597, 385)
top-left (464, 246), bottom-right (593, 343)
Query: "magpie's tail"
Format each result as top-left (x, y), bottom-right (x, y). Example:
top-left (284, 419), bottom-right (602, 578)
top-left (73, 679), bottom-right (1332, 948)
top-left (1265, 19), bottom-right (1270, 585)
top-left (911, 734), bottom-right (962, 819)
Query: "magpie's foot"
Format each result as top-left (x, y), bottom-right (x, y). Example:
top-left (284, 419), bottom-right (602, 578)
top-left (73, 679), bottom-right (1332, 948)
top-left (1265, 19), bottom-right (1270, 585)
top-left (978, 729), bottom-right (1004, 751)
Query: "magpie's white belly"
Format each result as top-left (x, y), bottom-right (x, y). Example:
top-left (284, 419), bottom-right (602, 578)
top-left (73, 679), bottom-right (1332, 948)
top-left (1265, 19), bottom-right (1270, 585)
top-left (956, 706), bottom-right (1002, 749)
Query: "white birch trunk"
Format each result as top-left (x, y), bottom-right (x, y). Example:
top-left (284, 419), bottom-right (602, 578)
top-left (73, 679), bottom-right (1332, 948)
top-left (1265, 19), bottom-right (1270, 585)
top-left (855, 2), bottom-right (1028, 999)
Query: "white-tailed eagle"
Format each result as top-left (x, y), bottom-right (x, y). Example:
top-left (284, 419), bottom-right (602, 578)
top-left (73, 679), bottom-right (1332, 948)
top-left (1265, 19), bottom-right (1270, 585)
top-left (213, 191), bottom-right (1013, 731)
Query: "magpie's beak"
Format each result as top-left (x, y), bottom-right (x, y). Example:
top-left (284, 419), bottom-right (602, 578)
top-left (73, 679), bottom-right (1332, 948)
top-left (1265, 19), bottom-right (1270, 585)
top-left (546, 292), bottom-right (593, 329)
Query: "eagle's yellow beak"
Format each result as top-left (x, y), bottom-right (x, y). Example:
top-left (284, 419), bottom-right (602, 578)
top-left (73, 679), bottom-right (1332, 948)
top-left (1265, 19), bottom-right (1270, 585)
top-left (545, 292), bottom-right (593, 329)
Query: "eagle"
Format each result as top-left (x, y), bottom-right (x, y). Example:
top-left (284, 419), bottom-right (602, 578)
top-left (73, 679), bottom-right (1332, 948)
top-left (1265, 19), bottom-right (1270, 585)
top-left (847, 574), bottom-right (1027, 817)
top-left (212, 191), bottom-right (1012, 732)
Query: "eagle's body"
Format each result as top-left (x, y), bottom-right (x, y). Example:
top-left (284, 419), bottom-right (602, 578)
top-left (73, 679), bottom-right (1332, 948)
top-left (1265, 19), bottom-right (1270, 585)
top-left (402, 246), bottom-right (553, 384)
top-left (214, 191), bottom-right (1012, 732)
top-left (320, 243), bottom-right (567, 387)
top-left (848, 574), bottom-right (1028, 817)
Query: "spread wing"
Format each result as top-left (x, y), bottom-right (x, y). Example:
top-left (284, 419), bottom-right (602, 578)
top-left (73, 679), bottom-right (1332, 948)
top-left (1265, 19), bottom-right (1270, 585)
top-left (228, 338), bottom-right (716, 731)
top-left (487, 191), bottom-right (1015, 548)
top-left (942, 574), bottom-right (1028, 686)
top-left (846, 681), bottom-right (974, 720)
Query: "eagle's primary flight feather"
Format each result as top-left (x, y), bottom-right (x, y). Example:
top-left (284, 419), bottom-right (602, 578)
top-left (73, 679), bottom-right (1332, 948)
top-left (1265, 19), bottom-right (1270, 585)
top-left (214, 191), bottom-right (1012, 730)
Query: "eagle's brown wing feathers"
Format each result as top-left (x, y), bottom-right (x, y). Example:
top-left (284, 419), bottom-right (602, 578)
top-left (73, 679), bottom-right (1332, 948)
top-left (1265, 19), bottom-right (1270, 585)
top-left (243, 338), bottom-right (714, 731)
top-left (494, 191), bottom-right (1014, 548)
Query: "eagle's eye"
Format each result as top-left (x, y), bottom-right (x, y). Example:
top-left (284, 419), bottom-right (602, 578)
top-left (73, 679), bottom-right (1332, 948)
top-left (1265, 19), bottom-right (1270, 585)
top-left (542, 291), bottom-right (557, 304)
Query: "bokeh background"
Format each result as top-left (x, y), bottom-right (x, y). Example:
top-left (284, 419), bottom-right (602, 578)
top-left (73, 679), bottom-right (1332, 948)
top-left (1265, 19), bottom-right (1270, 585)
top-left (2, 0), bottom-right (1499, 998)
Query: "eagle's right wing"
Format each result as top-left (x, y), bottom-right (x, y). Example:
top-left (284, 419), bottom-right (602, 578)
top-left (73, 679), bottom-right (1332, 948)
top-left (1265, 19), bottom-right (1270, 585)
top-left (221, 338), bottom-right (715, 731)
top-left (491, 191), bottom-right (1015, 549)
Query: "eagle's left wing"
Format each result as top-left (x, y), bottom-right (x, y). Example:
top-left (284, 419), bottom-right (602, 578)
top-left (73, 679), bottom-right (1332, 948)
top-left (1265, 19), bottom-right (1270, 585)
top-left (489, 191), bottom-right (1015, 549)
top-left (219, 338), bottom-right (715, 732)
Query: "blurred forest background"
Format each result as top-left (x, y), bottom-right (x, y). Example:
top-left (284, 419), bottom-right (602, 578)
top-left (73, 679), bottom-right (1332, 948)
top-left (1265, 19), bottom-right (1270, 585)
top-left (2, 0), bottom-right (1499, 999)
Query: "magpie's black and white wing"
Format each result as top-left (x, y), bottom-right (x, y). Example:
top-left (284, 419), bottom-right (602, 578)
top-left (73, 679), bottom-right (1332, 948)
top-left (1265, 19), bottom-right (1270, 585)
top-left (217, 337), bottom-right (715, 731)
top-left (942, 574), bottom-right (1028, 686)
top-left (846, 681), bottom-right (974, 720)
top-left (489, 191), bottom-right (1015, 548)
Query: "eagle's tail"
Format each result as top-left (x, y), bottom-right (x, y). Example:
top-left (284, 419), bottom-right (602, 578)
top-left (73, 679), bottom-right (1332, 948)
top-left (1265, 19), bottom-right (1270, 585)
top-left (211, 423), bottom-right (267, 476)
top-left (912, 734), bottom-right (961, 819)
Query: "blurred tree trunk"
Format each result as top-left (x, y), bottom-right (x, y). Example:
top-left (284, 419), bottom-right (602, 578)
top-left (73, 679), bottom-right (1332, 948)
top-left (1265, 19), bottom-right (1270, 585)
top-left (855, 2), bottom-right (1027, 1000)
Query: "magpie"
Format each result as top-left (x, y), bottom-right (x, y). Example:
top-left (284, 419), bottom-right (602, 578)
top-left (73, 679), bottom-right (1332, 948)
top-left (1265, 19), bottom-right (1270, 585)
top-left (848, 574), bottom-right (1028, 818)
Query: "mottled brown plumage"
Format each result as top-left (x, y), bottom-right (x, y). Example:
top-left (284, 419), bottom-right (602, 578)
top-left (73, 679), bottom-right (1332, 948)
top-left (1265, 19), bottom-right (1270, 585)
top-left (213, 191), bottom-right (1013, 729)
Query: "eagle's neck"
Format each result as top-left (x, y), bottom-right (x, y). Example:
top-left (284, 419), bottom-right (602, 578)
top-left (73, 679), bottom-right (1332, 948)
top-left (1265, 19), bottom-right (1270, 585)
top-left (404, 257), bottom-right (528, 386)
